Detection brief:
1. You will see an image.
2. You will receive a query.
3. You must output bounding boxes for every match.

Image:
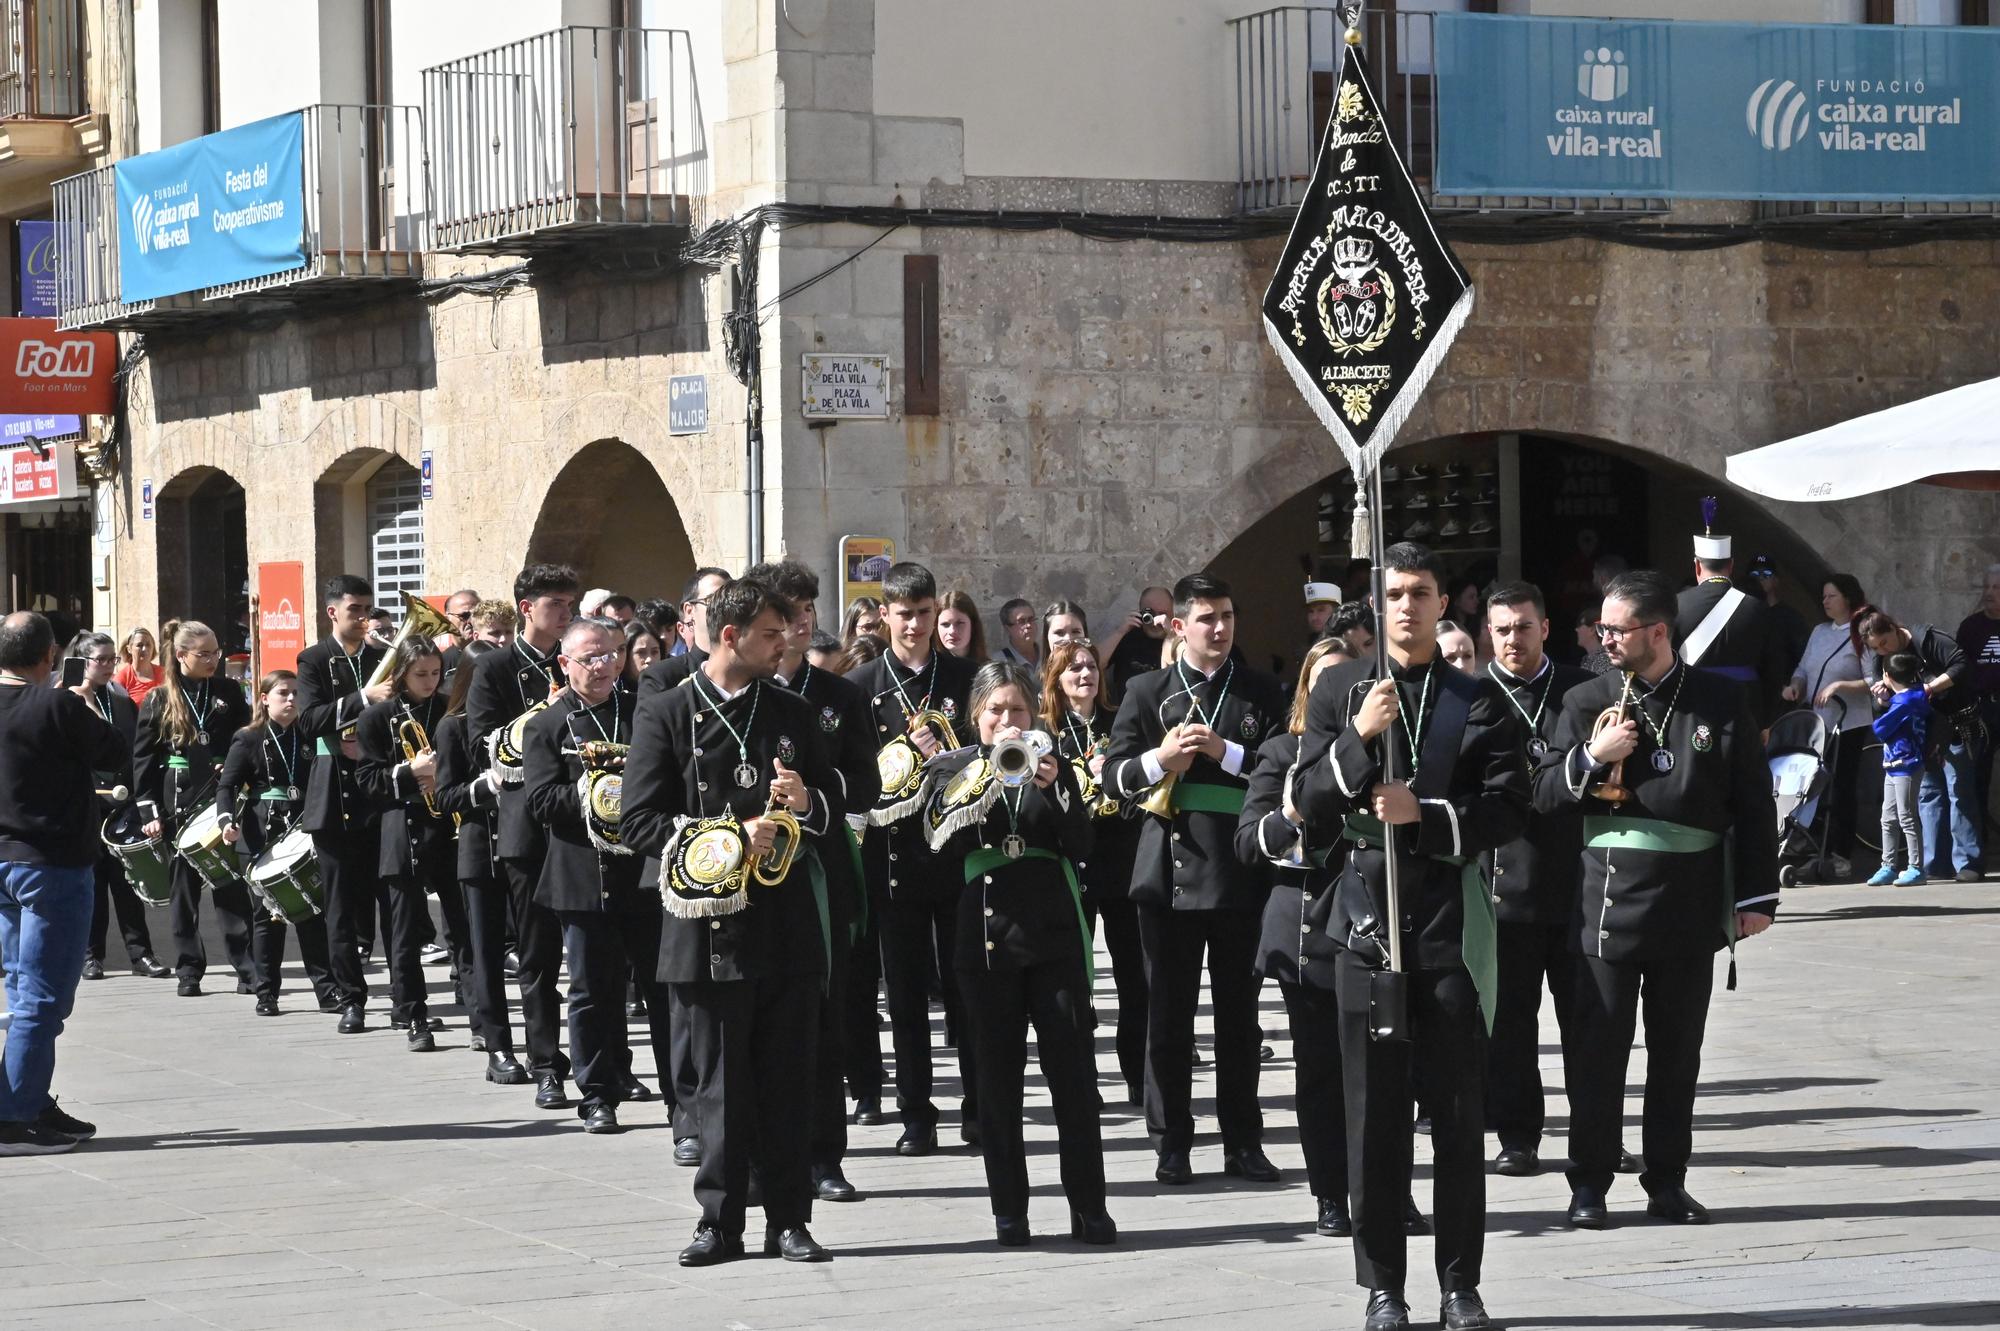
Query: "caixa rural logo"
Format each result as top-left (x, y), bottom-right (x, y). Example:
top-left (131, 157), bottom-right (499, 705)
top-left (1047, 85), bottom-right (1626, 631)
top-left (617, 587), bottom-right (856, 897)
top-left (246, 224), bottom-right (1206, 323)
top-left (14, 338), bottom-right (96, 381)
top-left (1747, 77), bottom-right (1962, 152)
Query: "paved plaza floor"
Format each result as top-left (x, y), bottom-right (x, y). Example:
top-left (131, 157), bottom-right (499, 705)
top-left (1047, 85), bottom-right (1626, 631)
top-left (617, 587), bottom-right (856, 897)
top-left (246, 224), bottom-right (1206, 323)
top-left (3, 877), bottom-right (1997, 1330)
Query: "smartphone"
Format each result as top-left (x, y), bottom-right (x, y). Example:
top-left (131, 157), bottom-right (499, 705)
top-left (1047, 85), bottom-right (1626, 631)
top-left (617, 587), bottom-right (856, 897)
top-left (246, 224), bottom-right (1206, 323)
top-left (60, 656), bottom-right (87, 688)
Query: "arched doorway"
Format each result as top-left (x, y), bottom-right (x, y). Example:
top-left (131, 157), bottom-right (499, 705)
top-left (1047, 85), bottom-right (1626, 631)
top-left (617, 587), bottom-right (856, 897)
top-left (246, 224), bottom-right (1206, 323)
top-left (155, 467), bottom-right (248, 652)
top-left (526, 439), bottom-right (694, 604)
top-left (1211, 430), bottom-right (1829, 677)
top-left (314, 449), bottom-right (425, 624)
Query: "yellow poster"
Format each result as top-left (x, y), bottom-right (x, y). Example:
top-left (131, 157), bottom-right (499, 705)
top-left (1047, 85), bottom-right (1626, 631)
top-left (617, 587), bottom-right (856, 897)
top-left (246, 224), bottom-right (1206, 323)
top-left (838, 535), bottom-right (895, 610)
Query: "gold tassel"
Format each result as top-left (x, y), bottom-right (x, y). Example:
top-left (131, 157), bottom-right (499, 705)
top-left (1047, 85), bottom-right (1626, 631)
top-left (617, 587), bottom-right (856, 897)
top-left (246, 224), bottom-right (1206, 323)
top-left (1350, 489), bottom-right (1372, 561)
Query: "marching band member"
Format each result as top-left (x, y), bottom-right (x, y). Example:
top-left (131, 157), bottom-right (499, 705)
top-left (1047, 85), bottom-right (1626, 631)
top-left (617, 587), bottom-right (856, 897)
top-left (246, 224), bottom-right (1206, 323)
top-left (68, 632), bottom-right (167, 981)
top-left (846, 562), bottom-right (980, 1156)
top-left (1293, 543), bottom-right (1528, 1331)
top-left (522, 617), bottom-right (671, 1134)
top-left (466, 565), bottom-right (578, 1107)
top-left (752, 559), bottom-right (881, 1203)
top-left (639, 568), bottom-right (730, 696)
top-left (622, 577), bottom-right (842, 1266)
top-left (1105, 573), bottom-right (1286, 1186)
top-left (926, 661), bottom-right (1112, 1247)
top-left (295, 575), bottom-right (392, 1034)
top-left (134, 620), bottom-right (255, 999)
top-left (1040, 639), bottom-right (1147, 1105)
top-left (434, 640), bottom-right (529, 1084)
top-left (216, 670), bottom-right (337, 1017)
top-left (354, 638), bottom-right (463, 1052)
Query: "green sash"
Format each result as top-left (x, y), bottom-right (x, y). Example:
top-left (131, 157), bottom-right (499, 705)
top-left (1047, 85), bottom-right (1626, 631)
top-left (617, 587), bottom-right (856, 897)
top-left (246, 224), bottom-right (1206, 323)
top-left (1170, 782), bottom-right (1245, 817)
top-left (167, 756), bottom-right (190, 771)
top-left (316, 736), bottom-right (334, 758)
top-left (841, 824), bottom-right (868, 947)
top-left (798, 846), bottom-right (832, 988)
top-left (1583, 814), bottom-right (1741, 987)
top-left (1341, 812), bottom-right (1497, 1035)
top-left (963, 846), bottom-right (1094, 986)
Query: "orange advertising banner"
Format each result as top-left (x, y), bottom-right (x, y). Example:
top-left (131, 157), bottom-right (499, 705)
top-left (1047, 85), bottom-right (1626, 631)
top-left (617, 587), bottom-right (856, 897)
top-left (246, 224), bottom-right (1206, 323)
top-left (256, 561), bottom-right (308, 674)
top-left (0, 319), bottom-right (118, 414)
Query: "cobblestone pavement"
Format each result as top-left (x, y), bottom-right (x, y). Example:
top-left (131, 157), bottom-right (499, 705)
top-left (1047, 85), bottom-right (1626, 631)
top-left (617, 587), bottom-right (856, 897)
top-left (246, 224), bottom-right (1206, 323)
top-left (3, 878), bottom-right (1997, 1330)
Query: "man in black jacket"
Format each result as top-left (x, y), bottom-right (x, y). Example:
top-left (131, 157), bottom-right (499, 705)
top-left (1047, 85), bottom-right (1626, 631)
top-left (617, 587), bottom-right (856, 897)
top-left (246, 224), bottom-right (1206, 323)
top-left (1537, 569), bottom-right (1778, 1231)
top-left (640, 567), bottom-right (730, 697)
top-left (0, 612), bottom-right (130, 1154)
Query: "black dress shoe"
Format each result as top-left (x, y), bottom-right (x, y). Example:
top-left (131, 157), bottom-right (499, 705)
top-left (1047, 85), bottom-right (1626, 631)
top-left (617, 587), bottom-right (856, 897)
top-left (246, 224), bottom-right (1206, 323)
top-left (1413, 1116), bottom-right (1432, 1136)
top-left (583, 1103), bottom-right (622, 1134)
top-left (391, 1016), bottom-right (445, 1031)
top-left (1567, 1187), bottom-right (1610, 1229)
top-left (1616, 1146), bottom-right (1641, 1174)
top-left (177, 979), bottom-right (201, 997)
top-left (485, 1052), bottom-right (530, 1085)
top-left (1316, 1196), bottom-right (1353, 1237)
top-left (1259, 1043), bottom-right (1276, 1062)
top-left (235, 979), bottom-right (256, 995)
top-left (1155, 1150), bottom-right (1193, 1185)
top-left (1440, 1289), bottom-right (1493, 1330)
top-left (678, 1223), bottom-right (743, 1267)
top-left (852, 1096), bottom-right (886, 1125)
top-left (535, 1075), bottom-right (569, 1110)
top-left (407, 1023), bottom-right (435, 1052)
top-left (620, 1073), bottom-right (654, 1102)
top-left (134, 955), bottom-right (172, 978)
top-left (813, 1168), bottom-right (858, 1202)
top-left (960, 1119), bottom-right (981, 1147)
top-left (1644, 1185), bottom-right (1711, 1225)
top-left (765, 1224), bottom-right (831, 1262)
top-left (1403, 1195), bottom-right (1430, 1235)
top-left (337, 1005), bottom-right (366, 1034)
top-left (673, 1136), bottom-right (702, 1166)
top-left (1364, 1289), bottom-right (1411, 1330)
top-left (994, 1215), bottom-right (1031, 1247)
top-left (626, 995), bottom-right (646, 1019)
top-left (255, 995), bottom-right (280, 1017)
top-left (1223, 1146), bottom-right (1281, 1183)
top-left (317, 997), bottom-right (343, 1013)
top-left (896, 1127), bottom-right (937, 1157)
top-left (1493, 1147), bottom-right (1540, 1176)
top-left (82, 958), bottom-right (104, 981)
top-left (1069, 1208), bottom-right (1117, 1245)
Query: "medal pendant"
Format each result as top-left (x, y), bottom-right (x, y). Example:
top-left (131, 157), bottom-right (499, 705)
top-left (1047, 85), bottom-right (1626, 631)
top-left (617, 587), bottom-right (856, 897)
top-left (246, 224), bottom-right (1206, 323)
top-left (287, 785), bottom-right (301, 802)
top-left (1002, 834), bottom-right (1026, 861)
top-left (734, 762), bottom-right (759, 789)
top-left (1528, 737), bottom-right (1550, 760)
top-left (197, 730), bottom-right (209, 746)
top-left (1651, 748), bottom-right (1675, 774)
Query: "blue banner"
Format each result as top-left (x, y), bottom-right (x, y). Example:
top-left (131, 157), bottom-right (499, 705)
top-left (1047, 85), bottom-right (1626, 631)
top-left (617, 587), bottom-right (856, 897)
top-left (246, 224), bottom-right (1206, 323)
top-left (0, 413), bottom-right (81, 445)
top-left (15, 221), bottom-right (57, 317)
top-left (115, 113), bottom-right (306, 303)
top-left (1435, 15), bottom-right (2000, 201)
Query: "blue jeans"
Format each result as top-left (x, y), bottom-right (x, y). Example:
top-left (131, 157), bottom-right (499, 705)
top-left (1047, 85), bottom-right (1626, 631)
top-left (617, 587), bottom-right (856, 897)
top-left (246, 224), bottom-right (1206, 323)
top-left (1920, 739), bottom-right (1984, 878)
top-left (0, 861), bottom-right (94, 1122)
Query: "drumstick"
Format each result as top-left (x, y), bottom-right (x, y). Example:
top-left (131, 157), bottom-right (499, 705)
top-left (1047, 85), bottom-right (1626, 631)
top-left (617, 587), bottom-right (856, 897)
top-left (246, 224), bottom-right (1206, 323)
top-left (96, 784), bottom-right (130, 802)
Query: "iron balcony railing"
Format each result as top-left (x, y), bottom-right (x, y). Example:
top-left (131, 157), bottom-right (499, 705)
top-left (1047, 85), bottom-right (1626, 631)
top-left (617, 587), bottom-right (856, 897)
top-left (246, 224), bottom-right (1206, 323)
top-left (1228, 6), bottom-right (1667, 217)
top-left (0, 0), bottom-right (85, 119)
top-left (52, 104), bottom-right (429, 331)
top-left (422, 25), bottom-right (706, 252)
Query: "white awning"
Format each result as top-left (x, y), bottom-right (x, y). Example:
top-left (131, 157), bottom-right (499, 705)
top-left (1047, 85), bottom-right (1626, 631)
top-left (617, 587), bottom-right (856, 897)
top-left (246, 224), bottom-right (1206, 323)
top-left (1725, 376), bottom-right (2000, 503)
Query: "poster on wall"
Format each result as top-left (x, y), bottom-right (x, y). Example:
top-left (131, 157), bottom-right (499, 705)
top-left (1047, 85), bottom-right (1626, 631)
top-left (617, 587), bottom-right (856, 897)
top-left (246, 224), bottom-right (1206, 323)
top-left (0, 440), bottom-right (79, 505)
top-left (838, 535), bottom-right (895, 612)
top-left (256, 561), bottom-right (307, 674)
top-left (15, 221), bottom-right (58, 317)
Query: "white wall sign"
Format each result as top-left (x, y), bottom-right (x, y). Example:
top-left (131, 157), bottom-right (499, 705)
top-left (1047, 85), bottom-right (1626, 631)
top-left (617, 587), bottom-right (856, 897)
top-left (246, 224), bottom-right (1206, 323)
top-left (0, 441), bottom-right (79, 506)
top-left (801, 353), bottom-right (889, 419)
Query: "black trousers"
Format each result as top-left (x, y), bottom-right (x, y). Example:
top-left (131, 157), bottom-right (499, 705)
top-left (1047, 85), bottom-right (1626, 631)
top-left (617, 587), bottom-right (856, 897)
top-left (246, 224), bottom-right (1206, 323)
top-left (613, 910), bottom-right (673, 1097)
top-left (557, 910), bottom-right (650, 1114)
top-left (501, 857), bottom-right (568, 1080)
top-left (668, 988), bottom-right (701, 1137)
top-left (881, 889), bottom-right (976, 1130)
top-left (461, 877), bottom-right (515, 1054)
top-left (1138, 904), bottom-right (1263, 1154)
top-left (811, 909), bottom-right (852, 1172)
top-left (1095, 894), bottom-right (1148, 1098)
top-left (89, 851), bottom-right (154, 964)
top-left (1487, 919), bottom-right (1575, 1154)
top-left (842, 880), bottom-right (886, 1102)
top-left (169, 860), bottom-right (255, 985)
top-left (1280, 979), bottom-right (1348, 1204)
top-left (673, 974), bottom-right (821, 1235)
top-left (960, 956), bottom-right (1106, 1220)
top-left (315, 825), bottom-right (379, 1008)
top-left (382, 872), bottom-right (437, 1026)
top-left (1566, 951), bottom-right (1715, 1197)
top-left (250, 898), bottom-right (337, 1006)
top-left (1334, 951), bottom-right (1485, 1295)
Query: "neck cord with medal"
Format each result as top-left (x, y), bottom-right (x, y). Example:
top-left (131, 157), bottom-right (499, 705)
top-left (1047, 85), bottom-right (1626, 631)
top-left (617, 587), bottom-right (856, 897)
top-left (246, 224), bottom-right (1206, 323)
top-left (1488, 658), bottom-right (1555, 755)
top-left (266, 724), bottom-right (302, 802)
top-left (1395, 657), bottom-right (1437, 776)
top-left (888, 650), bottom-right (939, 729)
top-left (338, 638), bottom-right (369, 693)
top-left (1632, 664), bottom-right (1688, 774)
top-left (997, 779), bottom-right (1029, 860)
top-left (1173, 657), bottom-right (1236, 730)
top-left (692, 674), bottom-right (765, 791)
top-left (567, 686), bottom-right (624, 747)
top-left (188, 677), bottom-right (214, 746)
top-left (92, 687), bottom-right (115, 725)
top-left (514, 636), bottom-right (559, 705)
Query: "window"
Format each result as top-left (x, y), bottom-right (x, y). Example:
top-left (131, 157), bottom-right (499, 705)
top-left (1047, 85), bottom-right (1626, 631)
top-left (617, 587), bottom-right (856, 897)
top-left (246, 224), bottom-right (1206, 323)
top-left (366, 462), bottom-right (424, 624)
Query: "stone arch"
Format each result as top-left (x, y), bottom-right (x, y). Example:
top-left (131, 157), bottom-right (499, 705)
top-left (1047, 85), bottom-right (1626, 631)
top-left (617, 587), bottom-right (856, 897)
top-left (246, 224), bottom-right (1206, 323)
top-left (154, 465), bottom-right (249, 651)
top-left (526, 437), bottom-right (696, 603)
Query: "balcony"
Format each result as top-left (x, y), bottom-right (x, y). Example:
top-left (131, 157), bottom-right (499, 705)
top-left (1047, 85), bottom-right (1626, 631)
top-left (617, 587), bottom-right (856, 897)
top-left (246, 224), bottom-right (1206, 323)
top-left (52, 104), bottom-right (429, 332)
top-left (1228, 6), bottom-right (1667, 219)
top-left (0, 0), bottom-right (105, 187)
top-left (422, 26), bottom-right (706, 254)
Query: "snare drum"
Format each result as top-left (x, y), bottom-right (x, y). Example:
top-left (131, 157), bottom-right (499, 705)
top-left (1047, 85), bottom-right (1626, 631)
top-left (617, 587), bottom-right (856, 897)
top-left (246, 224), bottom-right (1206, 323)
top-left (102, 819), bottom-right (174, 907)
top-left (248, 827), bottom-right (325, 922)
top-left (175, 806), bottom-right (239, 891)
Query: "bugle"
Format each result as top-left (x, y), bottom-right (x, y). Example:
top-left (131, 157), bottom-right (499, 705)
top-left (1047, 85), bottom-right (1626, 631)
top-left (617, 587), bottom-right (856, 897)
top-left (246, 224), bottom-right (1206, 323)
top-left (1137, 695), bottom-right (1202, 818)
top-left (1591, 671), bottom-right (1638, 804)
top-left (747, 799), bottom-right (803, 887)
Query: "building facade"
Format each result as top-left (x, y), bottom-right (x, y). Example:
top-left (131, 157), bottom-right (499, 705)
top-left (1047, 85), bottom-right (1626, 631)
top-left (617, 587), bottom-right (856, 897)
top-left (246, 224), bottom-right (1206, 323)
top-left (36, 0), bottom-right (2000, 670)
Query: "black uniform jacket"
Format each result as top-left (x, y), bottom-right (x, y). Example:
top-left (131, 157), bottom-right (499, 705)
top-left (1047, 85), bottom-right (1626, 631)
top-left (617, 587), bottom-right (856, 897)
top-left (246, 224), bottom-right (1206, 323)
top-left (780, 661), bottom-right (881, 932)
top-left (1533, 658), bottom-right (1780, 963)
top-left (1675, 578), bottom-right (1789, 726)
top-left (1104, 657), bottom-right (1286, 912)
top-left (1237, 732), bottom-right (1344, 990)
top-left (465, 637), bottom-right (564, 861)
top-left (524, 687), bottom-right (650, 914)
top-left (135, 677), bottom-right (251, 830)
top-left (848, 647), bottom-right (978, 904)
top-left (216, 723), bottom-right (308, 859)
top-left (932, 746), bottom-right (1094, 973)
top-left (1295, 654), bottom-right (1529, 971)
top-left (1053, 705), bottom-right (1141, 903)
top-left (1483, 659), bottom-right (1593, 928)
top-left (636, 646), bottom-right (708, 699)
top-left (294, 637), bottom-right (386, 835)
top-left (433, 712), bottom-right (499, 882)
top-left (82, 685), bottom-right (139, 828)
top-left (354, 693), bottom-right (453, 879)
top-left (621, 674), bottom-right (843, 984)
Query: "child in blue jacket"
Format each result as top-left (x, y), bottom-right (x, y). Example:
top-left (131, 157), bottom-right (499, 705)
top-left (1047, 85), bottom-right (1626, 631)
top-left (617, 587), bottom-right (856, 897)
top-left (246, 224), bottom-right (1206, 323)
top-left (1868, 653), bottom-right (1930, 886)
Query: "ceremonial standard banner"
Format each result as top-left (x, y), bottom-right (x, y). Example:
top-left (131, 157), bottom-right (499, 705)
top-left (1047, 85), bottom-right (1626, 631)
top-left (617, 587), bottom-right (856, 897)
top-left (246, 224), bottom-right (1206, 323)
top-left (1435, 14), bottom-right (2000, 201)
top-left (1261, 33), bottom-right (1473, 482)
top-left (115, 113), bottom-right (307, 304)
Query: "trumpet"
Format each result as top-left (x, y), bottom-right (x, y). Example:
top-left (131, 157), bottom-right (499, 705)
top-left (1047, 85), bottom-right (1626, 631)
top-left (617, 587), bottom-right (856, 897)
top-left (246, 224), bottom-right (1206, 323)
top-left (746, 799), bottom-right (803, 887)
top-left (578, 740), bottom-right (629, 771)
top-left (992, 730), bottom-right (1054, 788)
top-left (1138, 694), bottom-right (1203, 818)
top-left (1591, 671), bottom-right (1638, 804)
top-left (396, 712), bottom-right (459, 827)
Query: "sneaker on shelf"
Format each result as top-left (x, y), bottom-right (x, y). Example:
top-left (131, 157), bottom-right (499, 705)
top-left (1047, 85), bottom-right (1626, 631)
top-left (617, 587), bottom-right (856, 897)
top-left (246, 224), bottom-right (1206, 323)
top-left (1318, 520), bottom-right (1337, 544)
top-left (1381, 463), bottom-right (1402, 482)
top-left (1443, 461), bottom-right (1469, 480)
top-left (1317, 491), bottom-right (1336, 516)
top-left (1404, 492), bottom-right (1431, 510)
top-left (1405, 519), bottom-right (1437, 542)
top-left (1479, 485), bottom-right (1500, 503)
top-left (1468, 516), bottom-right (1496, 536)
top-left (1406, 463), bottom-right (1435, 481)
top-left (1439, 517), bottom-right (1464, 540)
top-left (1441, 489), bottom-right (1469, 507)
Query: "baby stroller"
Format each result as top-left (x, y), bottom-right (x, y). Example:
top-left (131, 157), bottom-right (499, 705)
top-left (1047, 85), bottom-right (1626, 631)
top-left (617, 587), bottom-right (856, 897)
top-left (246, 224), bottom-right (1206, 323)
top-left (1768, 710), bottom-right (1833, 887)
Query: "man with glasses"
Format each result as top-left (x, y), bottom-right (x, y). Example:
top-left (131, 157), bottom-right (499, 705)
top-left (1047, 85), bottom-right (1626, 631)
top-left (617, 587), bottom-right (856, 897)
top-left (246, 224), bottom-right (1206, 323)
top-left (1538, 569), bottom-right (1778, 1232)
top-left (993, 598), bottom-right (1039, 670)
top-left (668, 568), bottom-right (732, 662)
top-left (66, 633), bottom-right (168, 981)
